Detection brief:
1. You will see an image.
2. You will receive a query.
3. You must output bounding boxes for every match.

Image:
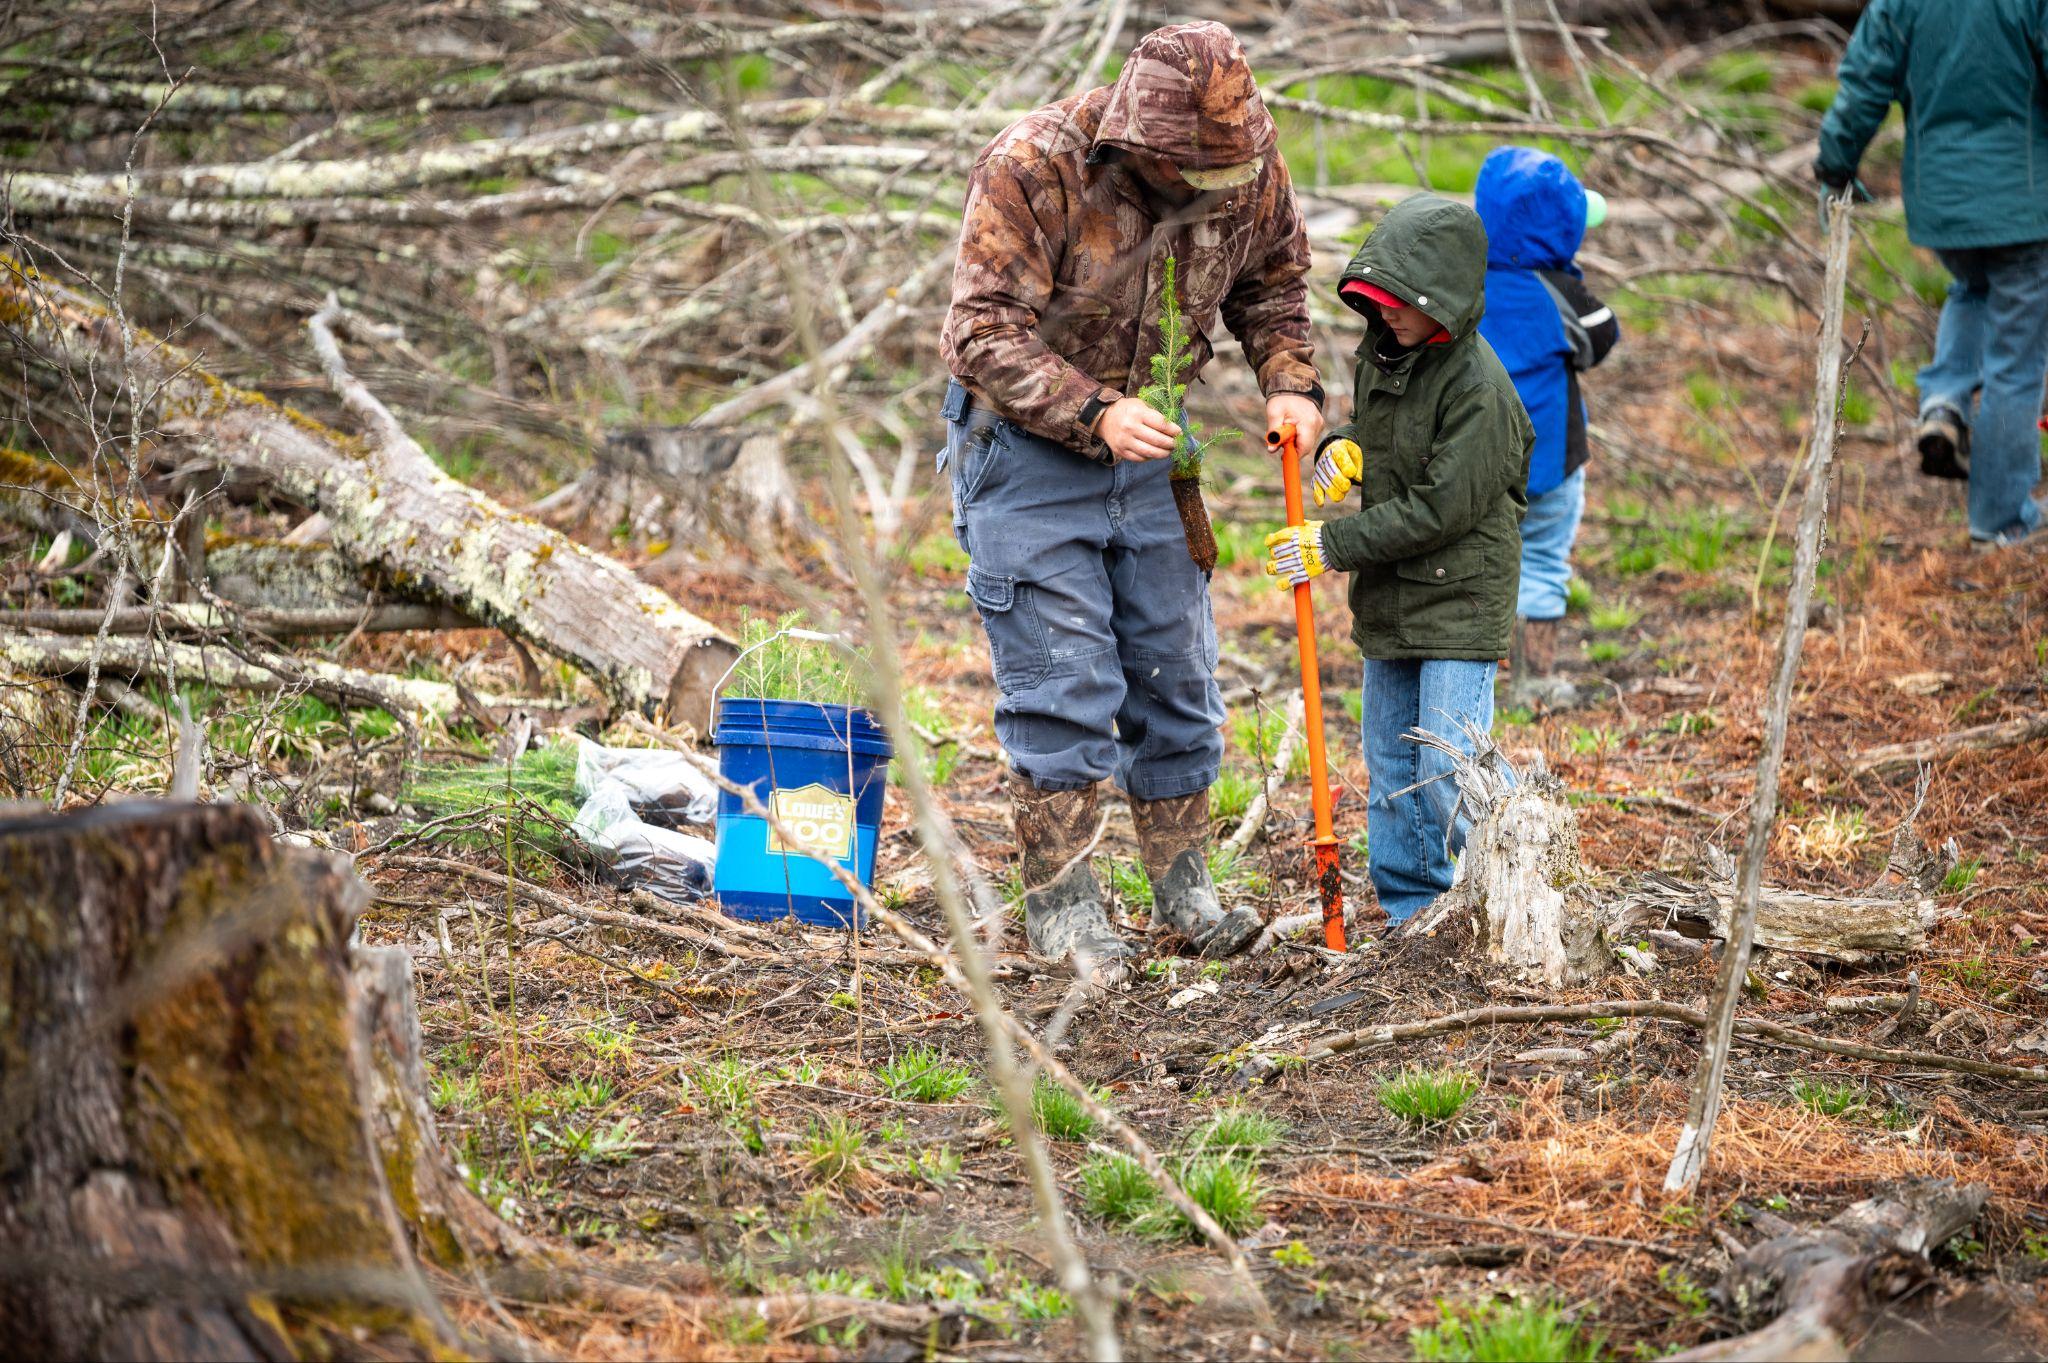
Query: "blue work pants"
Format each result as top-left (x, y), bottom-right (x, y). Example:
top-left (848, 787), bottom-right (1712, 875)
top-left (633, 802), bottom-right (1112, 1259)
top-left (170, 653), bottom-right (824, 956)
top-left (942, 383), bottom-right (1223, 799)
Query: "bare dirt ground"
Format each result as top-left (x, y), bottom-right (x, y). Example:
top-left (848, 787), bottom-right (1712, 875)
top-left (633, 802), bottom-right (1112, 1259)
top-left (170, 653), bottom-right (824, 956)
top-left (362, 301), bottom-right (2048, 1360)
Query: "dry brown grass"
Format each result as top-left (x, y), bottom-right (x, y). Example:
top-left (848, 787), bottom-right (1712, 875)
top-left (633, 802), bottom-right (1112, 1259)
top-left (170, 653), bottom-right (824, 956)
top-left (1291, 1078), bottom-right (2047, 1247)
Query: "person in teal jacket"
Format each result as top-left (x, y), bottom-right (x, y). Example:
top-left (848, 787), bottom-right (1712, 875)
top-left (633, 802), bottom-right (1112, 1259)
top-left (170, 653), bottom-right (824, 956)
top-left (1816, 0), bottom-right (2048, 547)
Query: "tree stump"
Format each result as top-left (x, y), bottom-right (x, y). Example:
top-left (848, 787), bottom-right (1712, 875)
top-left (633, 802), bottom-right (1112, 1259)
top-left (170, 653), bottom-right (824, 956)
top-left (1403, 729), bottom-right (1613, 987)
top-left (0, 801), bottom-right (468, 1359)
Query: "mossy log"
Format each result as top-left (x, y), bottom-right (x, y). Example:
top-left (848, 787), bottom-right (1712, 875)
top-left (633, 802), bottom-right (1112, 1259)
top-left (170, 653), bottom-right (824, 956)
top-left (2, 260), bottom-right (736, 721)
top-left (0, 801), bottom-right (476, 1359)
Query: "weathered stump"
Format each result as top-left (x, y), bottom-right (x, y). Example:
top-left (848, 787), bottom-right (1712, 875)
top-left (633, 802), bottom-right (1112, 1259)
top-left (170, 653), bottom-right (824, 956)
top-left (0, 801), bottom-right (467, 1359)
top-left (1403, 729), bottom-right (1613, 987)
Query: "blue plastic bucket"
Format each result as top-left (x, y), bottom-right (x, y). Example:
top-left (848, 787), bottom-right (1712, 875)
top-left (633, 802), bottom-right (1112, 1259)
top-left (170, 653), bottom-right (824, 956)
top-left (713, 699), bottom-right (891, 928)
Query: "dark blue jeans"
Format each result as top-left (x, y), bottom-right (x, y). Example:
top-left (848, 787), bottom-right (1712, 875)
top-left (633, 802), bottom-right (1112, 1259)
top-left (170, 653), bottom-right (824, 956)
top-left (942, 382), bottom-right (1223, 799)
top-left (1917, 239), bottom-right (2048, 541)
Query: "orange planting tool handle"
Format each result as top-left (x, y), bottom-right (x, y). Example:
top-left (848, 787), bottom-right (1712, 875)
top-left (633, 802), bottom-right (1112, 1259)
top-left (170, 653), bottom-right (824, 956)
top-left (1272, 422), bottom-right (1346, 952)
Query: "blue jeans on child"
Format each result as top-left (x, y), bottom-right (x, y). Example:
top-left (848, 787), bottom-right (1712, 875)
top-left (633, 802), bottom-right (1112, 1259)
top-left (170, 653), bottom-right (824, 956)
top-left (1362, 658), bottom-right (1497, 922)
top-left (1517, 467), bottom-right (1585, 620)
top-left (941, 381), bottom-right (1223, 798)
top-left (1916, 239), bottom-right (2048, 541)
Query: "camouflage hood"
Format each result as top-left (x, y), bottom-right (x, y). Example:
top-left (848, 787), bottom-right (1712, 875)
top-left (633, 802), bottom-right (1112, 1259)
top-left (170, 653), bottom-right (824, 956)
top-left (1092, 21), bottom-right (1277, 170)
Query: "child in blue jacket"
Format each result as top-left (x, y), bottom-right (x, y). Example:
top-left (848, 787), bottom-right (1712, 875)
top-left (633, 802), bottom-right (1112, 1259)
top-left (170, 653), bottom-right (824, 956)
top-left (1474, 146), bottom-right (1620, 708)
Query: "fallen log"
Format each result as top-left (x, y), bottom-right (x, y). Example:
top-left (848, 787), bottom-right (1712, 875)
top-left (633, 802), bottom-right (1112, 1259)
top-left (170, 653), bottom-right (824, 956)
top-left (0, 445), bottom-right (127, 542)
top-left (1392, 724), bottom-right (1949, 969)
top-left (1848, 711), bottom-right (2048, 778)
top-left (0, 801), bottom-right (462, 1358)
top-left (6, 602), bottom-right (473, 636)
top-left (0, 626), bottom-right (566, 726)
top-left (1, 261), bottom-right (736, 719)
top-left (1615, 872), bottom-right (1943, 963)
top-left (1675, 1180), bottom-right (1988, 1361)
top-left (206, 539), bottom-right (407, 612)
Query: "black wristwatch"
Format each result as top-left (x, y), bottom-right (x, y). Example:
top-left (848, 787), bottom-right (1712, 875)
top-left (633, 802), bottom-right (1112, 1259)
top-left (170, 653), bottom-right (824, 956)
top-left (1077, 387), bottom-right (1121, 434)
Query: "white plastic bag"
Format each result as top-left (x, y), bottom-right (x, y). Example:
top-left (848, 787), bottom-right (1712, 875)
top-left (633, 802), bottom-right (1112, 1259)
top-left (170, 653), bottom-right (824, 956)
top-left (573, 737), bottom-right (717, 826)
top-left (570, 782), bottom-right (716, 904)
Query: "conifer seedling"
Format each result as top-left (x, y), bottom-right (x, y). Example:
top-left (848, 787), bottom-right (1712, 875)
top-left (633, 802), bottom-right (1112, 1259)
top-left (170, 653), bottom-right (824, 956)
top-left (1138, 256), bottom-right (1237, 572)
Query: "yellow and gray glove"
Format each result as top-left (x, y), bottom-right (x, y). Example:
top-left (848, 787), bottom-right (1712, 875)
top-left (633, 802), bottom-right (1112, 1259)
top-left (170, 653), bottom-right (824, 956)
top-left (1263, 523), bottom-right (1329, 585)
top-left (1312, 438), bottom-right (1363, 507)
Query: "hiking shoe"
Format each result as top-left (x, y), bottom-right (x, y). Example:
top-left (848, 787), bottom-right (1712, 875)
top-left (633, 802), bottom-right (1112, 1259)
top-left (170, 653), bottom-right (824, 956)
top-left (1915, 409), bottom-right (1970, 481)
top-left (1969, 522), bottom-right (2044, 553)
top-left (1131, 791), bottom-right (1261, 957)
top-left (1011, 775), bottom-right (1135, 978)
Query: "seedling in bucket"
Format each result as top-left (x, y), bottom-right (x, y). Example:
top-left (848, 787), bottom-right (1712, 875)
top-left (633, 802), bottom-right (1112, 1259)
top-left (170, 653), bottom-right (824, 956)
top-left (711, 616), bottom-right (892, 929)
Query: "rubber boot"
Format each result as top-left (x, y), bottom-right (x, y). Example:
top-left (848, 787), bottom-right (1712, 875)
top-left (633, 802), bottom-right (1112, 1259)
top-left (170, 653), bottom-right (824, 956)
top-left (1011, 773), bottom-right (1135, 978)
top-left (1131, 791), bottom-right (1261, 958)
top-left (1507, 617), bottom-right (1582, 711)
top-left (1915, 407), bottom-right (1970, 481)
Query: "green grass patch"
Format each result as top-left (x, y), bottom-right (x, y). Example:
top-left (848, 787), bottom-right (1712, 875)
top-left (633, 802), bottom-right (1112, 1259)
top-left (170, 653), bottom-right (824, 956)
top-left (1103, 857), bottom-right (1154, 909)
top-left (1942, 855), bottom-right (1983, 894)
top-left (904, 530), bottom-right (968, 576)
top-left (690, 1055), bottom-right (755, 1117)
top-left (1378, 1067), bottom-right (1479, 1127)
top-left (876, 1046), bottom-right (975, 1104)
top-left (1031, 1076), bottom-right (1098, 1142)
top-left (1791, 1077), bottom-right (1865, 1119)
top-left (1410, 1297), bottom-right (1603, 1363)
top-left (1230, 706), bottom-right (1290, 764)
top-left (1134, 1157), bottom-right (1265, 1241)
top-left (1080, 1152), bottom-right (1154, 1226)
top-left (1210, 768), bottom-right (1259, 821)
top-left (1186, 1104), bottom-right (1288, 1162)
top-left (801, 1116), bottom-right (868, 1185)
top-left (1588, 600), bottom-right (1641, 632)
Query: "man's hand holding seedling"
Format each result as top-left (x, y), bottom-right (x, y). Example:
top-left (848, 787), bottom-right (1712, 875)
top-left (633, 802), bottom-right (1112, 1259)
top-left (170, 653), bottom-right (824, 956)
top-left (1093, 396), bottom-right (1181, 462)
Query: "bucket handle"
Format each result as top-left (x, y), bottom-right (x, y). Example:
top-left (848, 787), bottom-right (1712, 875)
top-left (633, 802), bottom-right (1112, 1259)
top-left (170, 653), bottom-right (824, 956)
top-left (707, 627), bottom-right (869, 733)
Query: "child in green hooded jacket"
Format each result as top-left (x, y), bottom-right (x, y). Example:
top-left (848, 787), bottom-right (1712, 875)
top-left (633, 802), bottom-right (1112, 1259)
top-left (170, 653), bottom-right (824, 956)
top-left (1264, 191), bottom-right (1534, 922)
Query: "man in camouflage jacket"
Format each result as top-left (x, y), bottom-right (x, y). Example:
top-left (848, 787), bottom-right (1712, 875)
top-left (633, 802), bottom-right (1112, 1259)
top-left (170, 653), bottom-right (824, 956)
top-left (939, 20), bottom-right (1324, 976)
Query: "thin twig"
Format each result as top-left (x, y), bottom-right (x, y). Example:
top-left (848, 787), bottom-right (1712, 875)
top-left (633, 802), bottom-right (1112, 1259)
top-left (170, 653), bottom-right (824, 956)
top-left (1664, 191), bottom-right (1859, 1196)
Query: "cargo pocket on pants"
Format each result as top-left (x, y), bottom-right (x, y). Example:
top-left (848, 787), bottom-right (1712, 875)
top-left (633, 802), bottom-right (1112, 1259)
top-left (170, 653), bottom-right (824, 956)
top-left (967, 564), bottom-right (1050, 691)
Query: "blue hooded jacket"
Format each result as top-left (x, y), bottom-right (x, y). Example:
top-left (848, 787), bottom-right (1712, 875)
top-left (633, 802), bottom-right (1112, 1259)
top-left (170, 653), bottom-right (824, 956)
top-left (1474, 147), bottom-right (1615, 498)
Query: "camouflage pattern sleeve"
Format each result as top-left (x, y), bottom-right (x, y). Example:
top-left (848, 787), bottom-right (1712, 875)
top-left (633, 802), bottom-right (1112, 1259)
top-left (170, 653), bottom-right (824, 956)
top-left (1219, 155), bottom-right (1319, 400)
top-left (942, 153), bottom-right (1114, 447)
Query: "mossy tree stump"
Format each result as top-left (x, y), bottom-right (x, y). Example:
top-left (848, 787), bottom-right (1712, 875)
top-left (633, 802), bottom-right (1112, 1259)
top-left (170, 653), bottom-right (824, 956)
top-left (0, 802), bottom-right (482, 1359)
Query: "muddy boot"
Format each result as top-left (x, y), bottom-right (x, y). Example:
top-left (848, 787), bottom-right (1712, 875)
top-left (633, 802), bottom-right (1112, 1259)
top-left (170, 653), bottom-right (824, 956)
top-left (1915, 407), bottom-right (1970, 481)
top-left (1131, 791), bottom-right (1261, 958)
top-left (1507, 617), bottom-right (1582, 711)
top-left (1011, 774), bottom-right (1135, 978)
